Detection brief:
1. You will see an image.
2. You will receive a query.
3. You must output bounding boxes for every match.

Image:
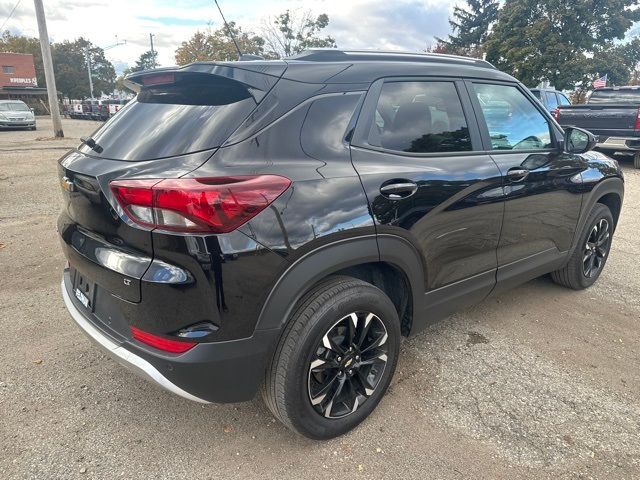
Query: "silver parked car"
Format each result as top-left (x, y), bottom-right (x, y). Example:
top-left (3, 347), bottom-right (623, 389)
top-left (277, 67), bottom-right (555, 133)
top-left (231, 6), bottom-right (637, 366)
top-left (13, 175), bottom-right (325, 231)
top-left (0, 100), bottom-right (36, 130)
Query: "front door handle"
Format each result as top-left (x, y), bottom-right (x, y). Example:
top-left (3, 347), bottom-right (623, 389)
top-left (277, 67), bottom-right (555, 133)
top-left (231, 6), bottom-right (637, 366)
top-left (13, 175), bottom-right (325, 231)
top-left (506, 168), bottom-right (529, 182)
top-left (380, 181), bottom-right (418, 199)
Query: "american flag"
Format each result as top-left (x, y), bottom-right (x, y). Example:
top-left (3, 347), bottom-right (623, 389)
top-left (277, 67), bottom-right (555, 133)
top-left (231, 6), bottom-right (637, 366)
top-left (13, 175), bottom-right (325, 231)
top-left (593, 74), bottom-right (607, 88)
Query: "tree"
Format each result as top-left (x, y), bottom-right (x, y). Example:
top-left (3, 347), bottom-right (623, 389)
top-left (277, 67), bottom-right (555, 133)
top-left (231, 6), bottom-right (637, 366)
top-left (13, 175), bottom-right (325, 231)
top-left (424, 41), bottom-right (450, 54)
top-left (261, 10), bottom-right (336, 58)
top-left (0, 31), bottom-right (45, 87)
top-left (175, 22), bottom-right (268, 65)
top-left (130, 50), bottom-right (158, 72)
top-left (437, 0), bottom-right (499, 56)
top-left (51, 38), bottom-right (116, 98)
top-left (485, 0), bottom-right (640, 89)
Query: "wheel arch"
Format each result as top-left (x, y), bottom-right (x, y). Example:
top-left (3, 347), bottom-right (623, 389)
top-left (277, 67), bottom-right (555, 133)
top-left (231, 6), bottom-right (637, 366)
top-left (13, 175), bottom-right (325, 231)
top-left (596, 191), bottom-right (622, 229)
top-left (255, 235), bottom-right (425, 336)
top-left (577, 177), bottom-right (624, 240)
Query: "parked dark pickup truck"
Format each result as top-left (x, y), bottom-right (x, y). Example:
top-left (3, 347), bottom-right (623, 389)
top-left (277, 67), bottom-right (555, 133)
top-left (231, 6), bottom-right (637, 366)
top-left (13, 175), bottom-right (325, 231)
top-left (557, 86), bottom-right (640, 168)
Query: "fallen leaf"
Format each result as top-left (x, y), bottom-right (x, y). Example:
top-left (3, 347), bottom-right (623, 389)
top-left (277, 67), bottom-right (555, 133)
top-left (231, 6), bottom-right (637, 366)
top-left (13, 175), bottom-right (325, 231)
top-left (223, 425), bottom-right (233, 433)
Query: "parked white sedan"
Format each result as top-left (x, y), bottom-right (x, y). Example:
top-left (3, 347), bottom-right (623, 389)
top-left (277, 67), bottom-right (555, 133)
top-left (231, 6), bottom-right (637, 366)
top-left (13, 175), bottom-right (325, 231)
top-left (0, 100), bottom-right (36, 130)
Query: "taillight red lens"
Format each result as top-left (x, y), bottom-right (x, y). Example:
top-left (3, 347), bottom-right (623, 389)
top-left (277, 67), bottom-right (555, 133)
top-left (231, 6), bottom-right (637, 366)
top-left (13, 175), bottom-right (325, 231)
top-left (552, 108), bottom-right (559, 121)
top-left (130, 326), bottom-right (196, 353)
top-left (110, 175), bottom-right (291, 233)
top-left (635, 107), bottom-right (640, 131)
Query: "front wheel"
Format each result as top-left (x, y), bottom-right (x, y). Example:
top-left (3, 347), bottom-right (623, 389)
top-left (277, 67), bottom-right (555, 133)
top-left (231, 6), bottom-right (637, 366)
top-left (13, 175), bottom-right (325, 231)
top-left (551, 203), bottom-right (614, 290)
top-left (263, 276), bottom-right (401, 439)
top-left (634, 152), bottom-right (640, 169)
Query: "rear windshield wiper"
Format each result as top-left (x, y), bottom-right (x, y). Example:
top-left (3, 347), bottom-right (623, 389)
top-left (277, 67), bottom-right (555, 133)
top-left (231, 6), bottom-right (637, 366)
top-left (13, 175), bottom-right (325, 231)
top-left (80, 136), bottom-right (104, 154)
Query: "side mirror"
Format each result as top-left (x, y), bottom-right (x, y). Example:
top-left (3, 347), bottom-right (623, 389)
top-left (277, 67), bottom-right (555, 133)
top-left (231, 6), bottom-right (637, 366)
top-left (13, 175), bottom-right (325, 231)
top-left (564, 127), bottom-right (596, 154)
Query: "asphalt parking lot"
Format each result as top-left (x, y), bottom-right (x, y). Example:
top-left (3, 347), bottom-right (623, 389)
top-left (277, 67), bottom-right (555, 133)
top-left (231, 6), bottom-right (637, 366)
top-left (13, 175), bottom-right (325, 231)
top-left (1, 117), bottom-right (639, 479)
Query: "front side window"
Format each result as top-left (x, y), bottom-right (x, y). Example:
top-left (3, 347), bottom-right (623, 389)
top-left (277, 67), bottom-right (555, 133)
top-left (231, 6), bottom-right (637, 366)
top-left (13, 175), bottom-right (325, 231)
top-left (368, 81), bottom-right (472, 153)
top-left (471, 83), bottom-right (553, 151)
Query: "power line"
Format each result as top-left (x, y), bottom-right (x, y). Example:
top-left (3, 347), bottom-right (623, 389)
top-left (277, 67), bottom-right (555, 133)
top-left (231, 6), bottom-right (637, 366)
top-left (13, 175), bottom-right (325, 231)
top-left (0, 0), bottom-right (22, 32)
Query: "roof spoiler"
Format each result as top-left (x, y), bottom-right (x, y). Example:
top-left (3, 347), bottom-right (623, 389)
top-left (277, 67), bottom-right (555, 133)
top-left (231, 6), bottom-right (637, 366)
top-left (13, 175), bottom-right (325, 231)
top-left (124, 63), bottom-right (286, 96)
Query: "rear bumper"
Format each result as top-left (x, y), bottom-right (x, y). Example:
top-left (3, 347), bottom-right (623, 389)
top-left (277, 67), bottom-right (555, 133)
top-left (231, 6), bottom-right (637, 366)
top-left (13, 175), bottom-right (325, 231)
top-left (61, 279), bottom-right (209, 403)
top-left (61, 272), bottom-right (280, 403)
top-left (595, 136), bottom-right (640, 152)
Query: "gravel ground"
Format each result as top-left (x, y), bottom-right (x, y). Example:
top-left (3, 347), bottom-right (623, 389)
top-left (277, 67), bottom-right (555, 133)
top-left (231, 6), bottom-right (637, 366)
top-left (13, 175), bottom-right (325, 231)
top-left (1, 118), bottom-right (639, 479)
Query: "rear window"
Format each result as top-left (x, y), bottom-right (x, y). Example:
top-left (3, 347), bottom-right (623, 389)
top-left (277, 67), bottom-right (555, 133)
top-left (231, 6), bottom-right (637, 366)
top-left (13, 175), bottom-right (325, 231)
top-left (589, 89), bottom-right (640, 104)
top-left (80, 72), bottom-right (258, 161)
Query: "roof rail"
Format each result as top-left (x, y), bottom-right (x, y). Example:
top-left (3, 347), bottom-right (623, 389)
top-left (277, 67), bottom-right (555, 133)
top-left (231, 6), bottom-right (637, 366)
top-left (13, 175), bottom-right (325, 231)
top-left (287, 49), bottom-right (495, 69)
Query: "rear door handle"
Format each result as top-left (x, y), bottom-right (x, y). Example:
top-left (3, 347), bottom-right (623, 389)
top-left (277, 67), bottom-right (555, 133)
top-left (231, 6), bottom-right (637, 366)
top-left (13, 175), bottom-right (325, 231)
top-left (380, 181), bottom-right (418, 199)
top-left (506, 168), bottom-right (529, 182)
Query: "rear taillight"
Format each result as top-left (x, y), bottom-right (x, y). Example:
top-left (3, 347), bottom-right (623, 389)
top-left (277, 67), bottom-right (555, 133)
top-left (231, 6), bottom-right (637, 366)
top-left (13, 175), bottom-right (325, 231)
top-left (110, 175), bottom-right (291, 233)
top-left (552, 108), bottom-right (559, 121)
top-left (142, 73), bottom-right (175, 86)
top-left (635, 107), bottom-right (640, 131)
top-left (131, 326), bottom-right (195, 353)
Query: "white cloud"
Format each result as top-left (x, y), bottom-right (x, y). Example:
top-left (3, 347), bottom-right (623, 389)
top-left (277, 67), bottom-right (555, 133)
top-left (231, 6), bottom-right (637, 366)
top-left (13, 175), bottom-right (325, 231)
top-left (3, 0), bottom-right (457, 71)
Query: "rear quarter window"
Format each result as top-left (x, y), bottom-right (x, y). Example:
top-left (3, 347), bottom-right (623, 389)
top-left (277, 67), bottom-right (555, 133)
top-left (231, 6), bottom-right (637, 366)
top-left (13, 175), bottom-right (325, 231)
top-left (301, 93), bottom-right (363, 160)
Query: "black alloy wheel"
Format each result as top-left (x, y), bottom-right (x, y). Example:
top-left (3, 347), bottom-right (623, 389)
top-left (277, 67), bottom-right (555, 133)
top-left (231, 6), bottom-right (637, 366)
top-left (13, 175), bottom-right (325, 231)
top-left (551, 203), bottom-right (614, 290)
top-left (263, 276), bottom-right (400, 439)
top-left (308, 312), bottom-right (389, 419)
top-left (582, 218), bottom-right (611, 278)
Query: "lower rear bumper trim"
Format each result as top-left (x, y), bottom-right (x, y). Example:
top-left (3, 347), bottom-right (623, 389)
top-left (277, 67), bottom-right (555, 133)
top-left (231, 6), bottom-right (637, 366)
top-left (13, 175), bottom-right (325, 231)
top-left (596, 136), bottom-right (640, 151)
top-left (60, 279), bottom-right (209, 404)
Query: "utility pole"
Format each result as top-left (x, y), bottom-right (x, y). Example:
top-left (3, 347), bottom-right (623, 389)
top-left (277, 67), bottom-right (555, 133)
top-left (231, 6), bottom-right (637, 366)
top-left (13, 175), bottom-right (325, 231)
top-left (85, 49), bottom-right (94, 99)
top-left (149, 33), bottom-right (156, 67)
top-left (33, 0), bottom-right (63, 137)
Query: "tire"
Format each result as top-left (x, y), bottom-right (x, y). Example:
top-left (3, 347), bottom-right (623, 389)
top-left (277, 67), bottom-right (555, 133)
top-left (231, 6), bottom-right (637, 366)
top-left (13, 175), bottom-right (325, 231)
top-left (634, 152), bottom-right (640, 169)
top-left (551, 203), bottom-right (614, 290)
top-left (263, 275), bottom-right (401, 439)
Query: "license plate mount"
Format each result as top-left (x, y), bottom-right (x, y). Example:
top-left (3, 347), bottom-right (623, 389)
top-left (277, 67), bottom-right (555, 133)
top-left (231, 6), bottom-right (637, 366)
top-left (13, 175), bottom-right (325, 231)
top-left (71, 267), bottom-right (96, 312)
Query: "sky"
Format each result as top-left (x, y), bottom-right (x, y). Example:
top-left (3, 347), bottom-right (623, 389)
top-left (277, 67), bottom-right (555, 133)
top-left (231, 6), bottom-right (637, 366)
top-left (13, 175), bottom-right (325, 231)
top-left (1, 0), bottom-right (457, 74)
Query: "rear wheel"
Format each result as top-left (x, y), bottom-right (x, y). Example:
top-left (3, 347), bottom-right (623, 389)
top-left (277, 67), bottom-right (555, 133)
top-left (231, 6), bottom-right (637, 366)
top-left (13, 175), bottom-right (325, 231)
top-left (263, 276), bottom-right (401, 439)
top-left (551, 203), bottom-right (614, 290)
top-left (634, 152), bottom-right (640, 169)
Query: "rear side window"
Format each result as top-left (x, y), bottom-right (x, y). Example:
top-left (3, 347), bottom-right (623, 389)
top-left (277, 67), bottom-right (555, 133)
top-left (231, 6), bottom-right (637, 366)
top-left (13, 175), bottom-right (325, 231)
top-left (80, 72), bottom-right (258, 161)
top-left (471, 83), bottom-right (553, 151)
top-left (557, 93), bottom-right (571, 106)
top-left (368, 81), bottom-right (472, 153)
top-left (544, 91), bottom-right (559, 110)
top-left (589, 89), bottom-right (640, 104)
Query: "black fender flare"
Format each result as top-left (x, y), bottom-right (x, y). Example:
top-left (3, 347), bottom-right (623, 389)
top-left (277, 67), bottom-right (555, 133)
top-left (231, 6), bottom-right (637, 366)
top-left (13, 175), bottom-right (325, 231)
top-left (570, 176), bottom-right (624, 254)
top-left (254, 234), bottom-right (426, 333)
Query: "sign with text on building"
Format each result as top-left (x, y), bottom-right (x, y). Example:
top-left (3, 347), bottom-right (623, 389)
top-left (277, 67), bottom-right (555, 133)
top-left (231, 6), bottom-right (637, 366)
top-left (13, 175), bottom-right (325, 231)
top-left (9, 77), bottom-right (38, 86)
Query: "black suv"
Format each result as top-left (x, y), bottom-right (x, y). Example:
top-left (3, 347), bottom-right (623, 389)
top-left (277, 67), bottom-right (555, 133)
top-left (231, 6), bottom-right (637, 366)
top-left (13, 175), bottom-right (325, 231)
top-left (59, 50), bottom-right (624, 439)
